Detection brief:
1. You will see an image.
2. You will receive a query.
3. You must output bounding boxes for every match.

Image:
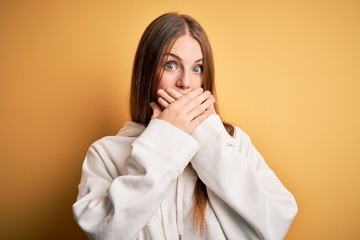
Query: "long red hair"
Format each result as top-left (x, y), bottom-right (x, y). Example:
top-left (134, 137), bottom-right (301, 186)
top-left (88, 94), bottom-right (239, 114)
top-left (130, 12), bottom-right (234, 234)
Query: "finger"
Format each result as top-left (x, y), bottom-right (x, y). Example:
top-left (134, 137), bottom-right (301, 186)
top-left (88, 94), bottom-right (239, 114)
top-left (188, 99), bottom-right (216, 131)
top-left (171, 88), bottom-right (204, 107)
top-left (157, 89), bottom-right (176, 104)
top-left (157, 97), bottom-right (170, 109)
top-left (150, 102), bottom-right (162, 119)
top-left (181, 91), bottom-right (212, 114)
top-left (189, 108), bottom-right (213, 132)
top-left (166, 88), bottom-right (183, 100)
top-left (187, 96), bottom-right (215, 120)
top-left (206, 103), bottom-right (217, 115)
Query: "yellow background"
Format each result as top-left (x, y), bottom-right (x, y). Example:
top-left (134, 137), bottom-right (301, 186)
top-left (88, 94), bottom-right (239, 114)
top-left (1, 1), bottom-right (359, 239)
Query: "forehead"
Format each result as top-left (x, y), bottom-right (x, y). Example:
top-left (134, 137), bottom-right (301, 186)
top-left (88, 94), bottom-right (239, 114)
top-left (169, 34), bottom-right (203, 59)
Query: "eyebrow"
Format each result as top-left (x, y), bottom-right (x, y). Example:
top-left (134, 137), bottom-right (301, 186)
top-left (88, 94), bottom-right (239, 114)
top-left (164, 53), bottom-right (203, 63)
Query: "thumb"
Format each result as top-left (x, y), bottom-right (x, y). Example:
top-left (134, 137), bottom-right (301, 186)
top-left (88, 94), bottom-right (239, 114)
top-left (150, 102), bottom-right (161, 119)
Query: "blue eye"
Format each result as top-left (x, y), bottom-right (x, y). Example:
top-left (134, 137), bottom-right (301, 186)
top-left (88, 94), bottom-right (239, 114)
top-left (193, 65), bottom-right (203, 73)
top-left (164, 62), bottom-right (177, 71)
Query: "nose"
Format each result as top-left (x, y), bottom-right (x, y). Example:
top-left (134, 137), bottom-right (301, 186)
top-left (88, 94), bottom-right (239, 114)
top-left (176, 70), bottom-right (191, 89)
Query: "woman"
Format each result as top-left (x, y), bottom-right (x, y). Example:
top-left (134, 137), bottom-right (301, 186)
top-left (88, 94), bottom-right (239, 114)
top-left (73, 12), bottom-right (297, 240)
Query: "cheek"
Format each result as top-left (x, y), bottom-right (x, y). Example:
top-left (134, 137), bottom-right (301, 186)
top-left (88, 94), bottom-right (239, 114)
top-left (158, 72), bottom-right (177, 90)
top-left (193, 75), bottom-right (203, 88)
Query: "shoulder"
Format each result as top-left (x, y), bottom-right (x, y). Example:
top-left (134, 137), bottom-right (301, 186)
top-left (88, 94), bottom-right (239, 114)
top-left (89, 135), bottom-right (134, 153)
top-left (89, 120), bottom-right (144, 153)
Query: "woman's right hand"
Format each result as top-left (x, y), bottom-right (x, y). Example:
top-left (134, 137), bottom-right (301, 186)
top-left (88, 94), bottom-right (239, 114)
top-left (150, 88), bottom-right (215, 134)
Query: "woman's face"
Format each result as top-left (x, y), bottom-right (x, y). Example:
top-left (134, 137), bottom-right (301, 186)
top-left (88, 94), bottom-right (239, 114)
top-left (157, 34), bottom-right (203, 95)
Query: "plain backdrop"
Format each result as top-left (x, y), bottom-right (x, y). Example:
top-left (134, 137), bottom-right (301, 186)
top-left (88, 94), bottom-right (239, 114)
top-left (1, 1), bottom-right (359, 239)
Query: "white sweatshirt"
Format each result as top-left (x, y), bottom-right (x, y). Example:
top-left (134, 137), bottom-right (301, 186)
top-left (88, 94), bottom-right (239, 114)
top-left (73, 115), bottom-right (297, 240)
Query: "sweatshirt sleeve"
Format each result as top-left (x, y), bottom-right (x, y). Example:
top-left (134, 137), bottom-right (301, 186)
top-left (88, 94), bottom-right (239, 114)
top-left (72, 119), bottom-right (199, 240)
top-left (191, 115), bottom-right (298, 240)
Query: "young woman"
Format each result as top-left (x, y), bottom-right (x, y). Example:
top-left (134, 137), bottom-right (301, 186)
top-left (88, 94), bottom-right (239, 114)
top-left (73, 12), bottom-right (297, 240)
